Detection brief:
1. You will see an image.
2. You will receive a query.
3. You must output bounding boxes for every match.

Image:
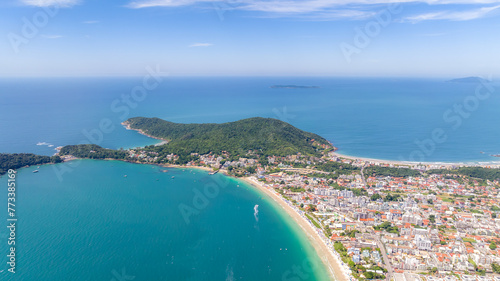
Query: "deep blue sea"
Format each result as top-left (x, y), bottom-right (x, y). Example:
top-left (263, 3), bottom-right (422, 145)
top-left (1, 77), bottom-right (499, 163)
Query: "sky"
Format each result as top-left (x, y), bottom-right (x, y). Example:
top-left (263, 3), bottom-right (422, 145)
top-left (1, 0), bottom-right (500, 77)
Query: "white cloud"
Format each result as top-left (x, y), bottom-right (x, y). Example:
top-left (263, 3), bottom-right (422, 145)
top-left (256, 8), bottom-right (377, 20)
top-left (82, 20), bottom-right (99, 24)
top-left (41, 34), bottom-right (63, 39)
top-left (127, 0), bottom-right (500, 11)
top-left (125, 0), bottom-right (500, 22)
top-left (20, 0), bottom-right (80, 7)
top-left (404, 4), bottom-right (500, 22)
top-left (188, 43), bottom-right (213, 47)
top-left (127, 0), bottom-right (213, 9)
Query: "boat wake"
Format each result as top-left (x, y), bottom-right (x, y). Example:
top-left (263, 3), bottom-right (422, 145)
top-left (226, 265), bottom-right (234, 281)
top-left (36, 141), bottom-right (54, 148)
top-left (254, 204), bottom-right (259, 222)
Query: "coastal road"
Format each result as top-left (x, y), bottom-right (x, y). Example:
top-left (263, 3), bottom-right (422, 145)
top-left (360, 163), bottom-right (368, 188)
top-left (373, 235), bottom-right (394, 281)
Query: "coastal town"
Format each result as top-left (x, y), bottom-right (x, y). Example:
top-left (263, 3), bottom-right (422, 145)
top-left (122, 146), bottom-right (500, 281)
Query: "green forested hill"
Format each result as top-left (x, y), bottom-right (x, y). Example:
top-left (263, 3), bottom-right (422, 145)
top-left (0, 153), bottom-right (61, 175)
top-left (125, 117), bottom-right (331, 157)
top-left (59, 144), bottom-right (128, 159)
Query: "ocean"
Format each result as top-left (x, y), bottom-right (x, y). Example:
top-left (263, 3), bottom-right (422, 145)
top-left (0, 160), bottom-right (331, 281)
top-left (1, 77), bottom-right (499, 163)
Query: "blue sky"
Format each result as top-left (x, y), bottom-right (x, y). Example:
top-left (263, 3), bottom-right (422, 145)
top-left (1, 0), bottom-right (499, 77)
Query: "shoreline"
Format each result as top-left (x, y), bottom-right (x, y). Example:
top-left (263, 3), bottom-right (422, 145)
top-left (121, 121), bottom-right (168, 145)
top-left (240, 176), bottom-right (350, 281)
top-left (330, 151), bottom-right (500, 167)
top-left (60, 157), bottom-right (215, 173)
top-left (121, 119), bottom-right (499, 167)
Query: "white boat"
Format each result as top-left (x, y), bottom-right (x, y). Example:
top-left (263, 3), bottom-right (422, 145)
top-left (33, 170), bottom-right (39, 173)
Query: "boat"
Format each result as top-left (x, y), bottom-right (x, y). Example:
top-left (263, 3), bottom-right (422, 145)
top-left (33, 170), bottom-right (39, 173)
top-left (171, 176), bottom-right (175, 179)
top-left (124, 175), bottom-right (127, 177)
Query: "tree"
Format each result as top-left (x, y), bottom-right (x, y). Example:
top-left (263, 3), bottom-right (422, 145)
top-left (246, 166), bottom-right (256, 174)
top-left (429, 215), bottom-right (436, 223)
top-left (384, 193), bottom-right (401, 202)
top-left (490, 242), bottom-right (497, 250)
top-left (364, 271), bottom-right (374, 279)
top-left (371, 193), bottom-right (382, 201)
top-left (492, 263), bottom-right (500, 274)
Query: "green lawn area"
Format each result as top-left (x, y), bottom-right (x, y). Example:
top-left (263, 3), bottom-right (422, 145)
top-left (463, 238), bottom-right (476, 243)
top-left (438, 196), bottom-right (454, 203)
top-left (305, 213), bottom-right (321, 229)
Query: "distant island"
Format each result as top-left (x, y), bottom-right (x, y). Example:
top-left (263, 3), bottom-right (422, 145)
top-left (270, 85), bottom-right (320, 89)
top-left (447, 76), bottom-right (489, 83)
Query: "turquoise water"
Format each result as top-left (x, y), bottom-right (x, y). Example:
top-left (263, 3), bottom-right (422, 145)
top-left (1, 77), bottom-right (499, 162)
top-left (0, 160), bottom-right (331, 281)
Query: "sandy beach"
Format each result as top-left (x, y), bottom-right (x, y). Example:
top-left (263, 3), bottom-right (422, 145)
top-left (330, 151), bottom-right (500, 167)
top-left (160, 163), bottom-right (214, 172)
top-left (240, 176), bottom-right (350, 281)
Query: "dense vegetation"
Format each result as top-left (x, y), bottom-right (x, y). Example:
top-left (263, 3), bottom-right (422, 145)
top-left (0, 153), bottom-right (61, 175)
top-left (428, 167), bottom-right (500, 181)
top-left (365, 166), bottom-right (422, 178)
top-left (373, 221), bottom-right (399, 234)
top-left (59, 144), bottom-right (128, 159)
top-left (492, 263), bottom-right (500, 274)
top-left (314, 161), bottom-right (360, 174)
top-left (384, 193), bottom-right (402, 202)
top-left (126, 117), bottom-right (330, 157)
